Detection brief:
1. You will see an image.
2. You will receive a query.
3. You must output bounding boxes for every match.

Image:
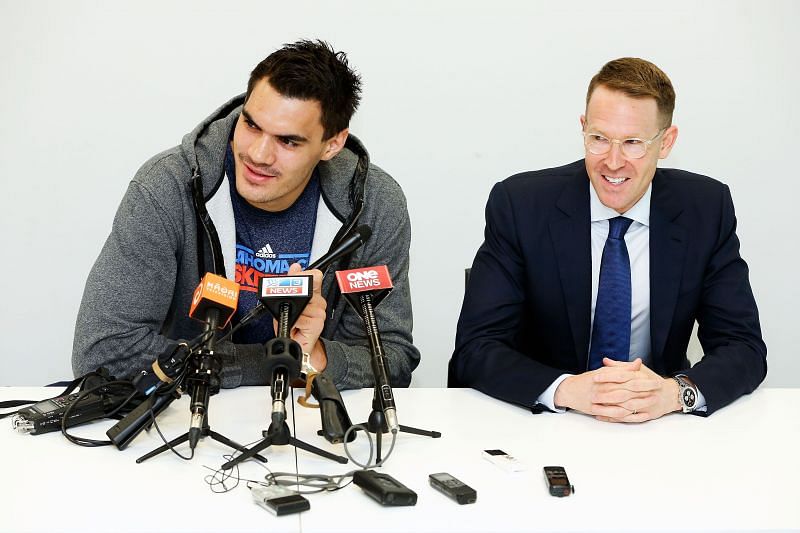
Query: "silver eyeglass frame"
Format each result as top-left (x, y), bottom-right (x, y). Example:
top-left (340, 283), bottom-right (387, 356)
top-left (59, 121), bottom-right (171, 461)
top-left (581, 127), bottom-right (667, 159)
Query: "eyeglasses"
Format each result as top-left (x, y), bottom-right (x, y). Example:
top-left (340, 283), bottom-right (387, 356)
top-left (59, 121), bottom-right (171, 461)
top-left (582, 128), bottom-right (666, 159)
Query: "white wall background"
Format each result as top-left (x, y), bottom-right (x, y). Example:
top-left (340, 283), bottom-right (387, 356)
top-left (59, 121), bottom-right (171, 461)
top-left (1, 0), bottom-right (797, 387)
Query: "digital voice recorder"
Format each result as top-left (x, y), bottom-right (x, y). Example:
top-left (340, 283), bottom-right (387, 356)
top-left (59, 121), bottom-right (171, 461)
top-left (251, 485), bottom-right (310, 516)
top-left (429, 472), bottom-right (477, 504)
top-left (353, 470), bottom-right (417, 506)
top-left (543, 466), bottom-right (575, 497)
top-left (11, 392), bottom-right (109, 435)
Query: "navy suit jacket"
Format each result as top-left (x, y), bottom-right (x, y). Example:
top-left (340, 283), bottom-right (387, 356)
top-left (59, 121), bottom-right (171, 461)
top-left (449, 160), bottom-right (766, 415)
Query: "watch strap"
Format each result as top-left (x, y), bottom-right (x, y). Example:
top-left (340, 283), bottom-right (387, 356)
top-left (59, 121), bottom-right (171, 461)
top-left (301, 351), bottom-right (318, 379)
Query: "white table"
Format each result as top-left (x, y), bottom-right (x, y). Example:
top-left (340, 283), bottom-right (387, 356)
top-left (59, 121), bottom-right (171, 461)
top-left (1, 386), bottom-right (798, 532)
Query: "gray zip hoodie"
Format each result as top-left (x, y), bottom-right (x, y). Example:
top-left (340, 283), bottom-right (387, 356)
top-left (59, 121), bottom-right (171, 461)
top-left (72, 94), bottom-right (419, 390)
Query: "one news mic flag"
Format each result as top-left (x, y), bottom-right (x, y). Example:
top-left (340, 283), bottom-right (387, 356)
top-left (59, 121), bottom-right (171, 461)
top-left (189, 273), bottom-right (240, 329)
top-left (336, 265), bottom-right (398, 433)
top-left (226, 225), bottom-right (373, 339)
top-left (335, 265), bottom-right (393, 317)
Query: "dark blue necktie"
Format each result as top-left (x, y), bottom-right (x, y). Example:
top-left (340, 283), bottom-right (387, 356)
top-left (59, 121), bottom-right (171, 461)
top-left (588, 216), bottom-right (634, 370)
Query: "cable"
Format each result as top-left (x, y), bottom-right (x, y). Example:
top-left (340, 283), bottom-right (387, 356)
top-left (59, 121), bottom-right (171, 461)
top-left (198, 386), bottom-right (399, 499)
top-left (216, 304), bottom-right (268, 344)
top-left (262, 471), bottom-right (354, 494)
top-left (147, 405), bottom-right (194, 461)
top-left (290, 384), bottom-right (301, 492)
top-left (133, 362), bottom-right (197, 461)
top-left (205, 462), bottom-right (240, 493)
top-left (187, 329), bottom-right (215, 351)
top-left (202, 439), bottom-right (275, 494)
top-left (259, 422), bottom-right (399, 495)
top-left (342, 424), bottom-right (398, 469)
top-left (60, 380), bottom-right (139, 447)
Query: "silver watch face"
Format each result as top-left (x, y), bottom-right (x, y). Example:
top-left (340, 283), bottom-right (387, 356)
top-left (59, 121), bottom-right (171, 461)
top-left (682, 387), bottom-right (696, 409)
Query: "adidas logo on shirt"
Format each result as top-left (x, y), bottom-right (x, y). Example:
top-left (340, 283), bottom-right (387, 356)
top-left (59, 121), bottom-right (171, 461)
top-left (256, 244), bottom-right (276, 259)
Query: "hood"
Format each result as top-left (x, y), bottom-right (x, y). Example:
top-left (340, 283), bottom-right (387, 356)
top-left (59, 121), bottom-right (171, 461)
top-left (180, 94), bottom-right (244, 199)
top-left (179, 93), bottom-right (368, 225)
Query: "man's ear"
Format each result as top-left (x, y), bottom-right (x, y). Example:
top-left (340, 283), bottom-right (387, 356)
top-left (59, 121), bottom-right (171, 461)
top-left (320, 128), bottom-right (349, 161)
top-left (658, 125), bottom-right (679, 159)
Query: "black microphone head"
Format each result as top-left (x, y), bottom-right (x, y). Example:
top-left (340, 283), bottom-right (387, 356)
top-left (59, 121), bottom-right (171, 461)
top-left (307, 224), bottom-right (373, 272)
top-left (355, 224), bottom-right (372, 242)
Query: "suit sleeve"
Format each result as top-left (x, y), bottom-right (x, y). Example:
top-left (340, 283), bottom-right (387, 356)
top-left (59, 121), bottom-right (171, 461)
top-left (683, 185), bottom-right (767, 414)
top-left (450, 182), bottom-right (567, 409)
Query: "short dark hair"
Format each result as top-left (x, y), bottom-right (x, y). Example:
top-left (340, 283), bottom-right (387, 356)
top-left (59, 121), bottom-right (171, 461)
top-left (587, 57), bottom-right (676, 127)
top-left (246, 39), bottom-right (362, 139)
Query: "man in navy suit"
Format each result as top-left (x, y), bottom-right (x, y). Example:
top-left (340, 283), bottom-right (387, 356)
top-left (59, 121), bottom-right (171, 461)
top-left (450, 58), bottom-right (766, 421)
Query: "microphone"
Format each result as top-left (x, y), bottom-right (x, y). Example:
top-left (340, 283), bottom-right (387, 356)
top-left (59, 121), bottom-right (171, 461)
top-left (108, 275), bottom-right (239, 450)
top-left (106, 391), bottom-right (176, 450)
top-left (188, 273), bottom-right (239, 329)
top-left (217, 224), bottom-right (372, 343)
top-left (186, 273), bottom-right (239, 449)
top-left (335, 265), bottom-right (398, 433)
top-left (258, 275), bottom-right (309, 426)
top-left (308, 224), bottom-right (372, 272)
top-left (131, 339), bottom-right (198, 397)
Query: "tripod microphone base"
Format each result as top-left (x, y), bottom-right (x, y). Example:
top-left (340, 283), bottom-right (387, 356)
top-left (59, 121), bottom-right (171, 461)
top-left (136, 424), bottom-right (268, 464)
top-left (398, 424), bottom-right (441, 438)
top-left (221, 420), bottom-right (348, 470)
top-left (354, 407), bottom-right (441, 463)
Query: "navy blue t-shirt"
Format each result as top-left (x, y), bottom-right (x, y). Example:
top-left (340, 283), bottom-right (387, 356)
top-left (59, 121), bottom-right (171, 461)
top-left (224, 146), bottom-right (319, 344)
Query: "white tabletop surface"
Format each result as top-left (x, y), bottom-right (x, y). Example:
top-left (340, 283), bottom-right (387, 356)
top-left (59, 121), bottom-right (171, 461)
top-left (1, 386), bottom-right (798, 532)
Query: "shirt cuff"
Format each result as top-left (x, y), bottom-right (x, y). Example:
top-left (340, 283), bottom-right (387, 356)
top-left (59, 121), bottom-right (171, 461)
top-left (536, 374), bottom-right (573, 413)
top-left (694, 386), bottom-right (708, 412)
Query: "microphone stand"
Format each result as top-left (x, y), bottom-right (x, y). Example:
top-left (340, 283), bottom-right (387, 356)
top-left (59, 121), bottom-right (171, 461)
top-left (107, 340), bottom-right (197, 450)
top-left (136, 310), bottom-right (266, 464)
top-left (213, 224), bottom-right (372, 347)
top-left (221, 298), bottom-right (347, 470)
top-left (351, 292), bottom-right (441, 463)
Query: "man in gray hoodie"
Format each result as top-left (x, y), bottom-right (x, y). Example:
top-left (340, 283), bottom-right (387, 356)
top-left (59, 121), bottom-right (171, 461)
top-left (72, 40), bottom-right (419, 391)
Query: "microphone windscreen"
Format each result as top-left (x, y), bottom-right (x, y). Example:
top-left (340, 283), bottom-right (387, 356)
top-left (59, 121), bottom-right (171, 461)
top-left (355, 224), bottom-right (372, 241)
top-left (189, 273), bottom-right (240, 328)
top-left (307, 224), bottom-right (373, 272)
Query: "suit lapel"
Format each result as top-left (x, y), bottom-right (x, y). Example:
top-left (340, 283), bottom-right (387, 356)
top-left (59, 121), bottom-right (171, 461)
top-left (649, 173), bottom-right (687, 373)
top-left (550, 169), bottom-right (592, 371)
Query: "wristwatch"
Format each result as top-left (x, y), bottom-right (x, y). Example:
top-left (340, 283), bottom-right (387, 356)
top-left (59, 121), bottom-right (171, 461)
top-left (673, 375), bottom-right (698, 413)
